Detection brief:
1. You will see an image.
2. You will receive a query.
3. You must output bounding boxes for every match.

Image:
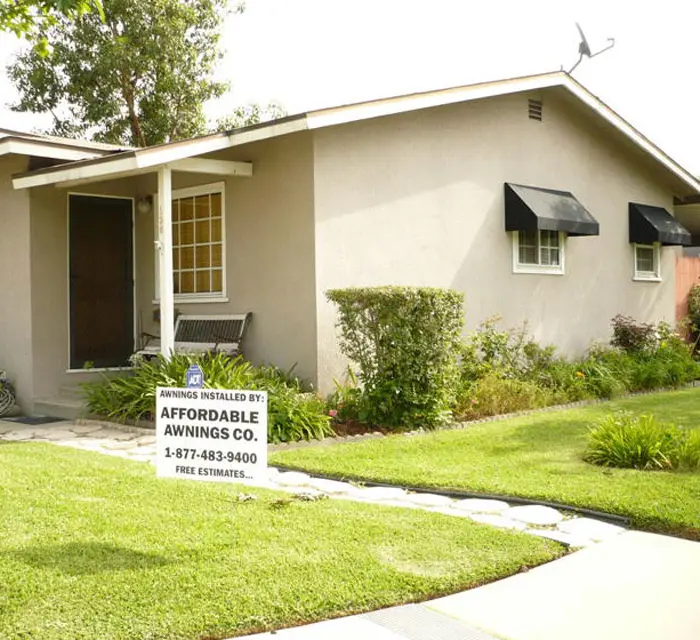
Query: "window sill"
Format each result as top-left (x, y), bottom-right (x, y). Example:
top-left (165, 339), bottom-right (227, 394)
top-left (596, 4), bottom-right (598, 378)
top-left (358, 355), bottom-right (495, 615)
top-left (513, 266), bottom-right (564, 276)
top-left (152, 296), bottom-right (230, 305)
top-left (632, 275), bottom-right (662, 283)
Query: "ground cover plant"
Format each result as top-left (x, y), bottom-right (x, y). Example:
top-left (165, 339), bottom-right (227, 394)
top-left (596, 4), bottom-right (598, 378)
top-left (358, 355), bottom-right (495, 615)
top-left (273, 388), bottom-right (700, 540)
top-left (84, 353), bottom-right (333, 443)
top-left (0, 443), bottom-right (561, 640)
top-left (585, 412), bottom-right (700, 471)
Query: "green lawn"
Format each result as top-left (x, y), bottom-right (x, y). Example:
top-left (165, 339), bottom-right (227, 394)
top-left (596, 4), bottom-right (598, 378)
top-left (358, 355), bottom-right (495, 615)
top-left (271, 388), bottom-right (700, 540)
top-left (0, 443), bottom-right (561, 640)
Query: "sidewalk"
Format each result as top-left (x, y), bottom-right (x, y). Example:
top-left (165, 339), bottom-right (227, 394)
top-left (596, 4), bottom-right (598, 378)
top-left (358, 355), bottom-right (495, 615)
top-left (237, 531), bottom-right (700, 640)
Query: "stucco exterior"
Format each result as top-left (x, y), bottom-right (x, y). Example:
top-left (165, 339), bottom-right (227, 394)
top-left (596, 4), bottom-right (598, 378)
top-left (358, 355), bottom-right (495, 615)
top-left (0, 156), bottom-right (33, 409)
top-left (312, 88), bottom-right (682, 391)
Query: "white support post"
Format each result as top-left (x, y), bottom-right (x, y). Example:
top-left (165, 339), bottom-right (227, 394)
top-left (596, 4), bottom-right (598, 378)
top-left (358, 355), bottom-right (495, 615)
top-left (157, 166), bottom-right (175, 358)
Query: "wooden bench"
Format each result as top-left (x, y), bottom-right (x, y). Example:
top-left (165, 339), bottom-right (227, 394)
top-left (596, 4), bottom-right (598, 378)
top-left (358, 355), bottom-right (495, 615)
top-left (135, 313), bottom-right (252, 361)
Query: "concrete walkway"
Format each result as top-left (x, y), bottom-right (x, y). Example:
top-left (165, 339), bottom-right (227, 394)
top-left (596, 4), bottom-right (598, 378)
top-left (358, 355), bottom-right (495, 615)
top-left (237, 531), bottom-right (700, 640)
top-left (3, 419), bottom-right (700, 639)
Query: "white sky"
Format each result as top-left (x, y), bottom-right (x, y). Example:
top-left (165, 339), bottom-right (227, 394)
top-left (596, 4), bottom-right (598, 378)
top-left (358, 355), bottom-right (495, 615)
top-left (1, 0), bottom-right (699, 170)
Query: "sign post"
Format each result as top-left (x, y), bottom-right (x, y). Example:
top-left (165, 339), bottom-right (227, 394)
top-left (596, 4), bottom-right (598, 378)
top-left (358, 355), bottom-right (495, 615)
top-left (156, 387), bottom-right (268, 486)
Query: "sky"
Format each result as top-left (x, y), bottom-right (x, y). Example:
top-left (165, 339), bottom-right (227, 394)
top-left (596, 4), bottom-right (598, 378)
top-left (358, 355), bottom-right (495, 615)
top-left (0, 0), bottom-right (699, 170)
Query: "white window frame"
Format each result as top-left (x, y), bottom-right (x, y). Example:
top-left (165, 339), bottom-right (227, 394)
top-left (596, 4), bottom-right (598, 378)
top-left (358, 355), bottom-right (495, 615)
top-left (633, 243), bottom-right (661, 282)
top-left (512, 230), bottom-right (566, 275)
top-left (154, 181), bottom-right (228, 304)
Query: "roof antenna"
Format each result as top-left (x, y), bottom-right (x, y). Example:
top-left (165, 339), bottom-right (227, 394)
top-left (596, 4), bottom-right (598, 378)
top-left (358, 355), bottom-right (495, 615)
top-left (567, 22), bottom-right (615, 74)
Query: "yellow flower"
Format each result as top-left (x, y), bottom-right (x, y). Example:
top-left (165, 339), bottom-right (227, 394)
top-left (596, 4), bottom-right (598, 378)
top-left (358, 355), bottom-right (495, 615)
top-left (575, 371), bottom-right (585, 378)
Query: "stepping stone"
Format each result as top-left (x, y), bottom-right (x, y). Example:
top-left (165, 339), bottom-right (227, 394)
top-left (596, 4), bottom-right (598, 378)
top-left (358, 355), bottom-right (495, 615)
top-left (557, 517), bottom-right (626, 541)
top-left (501, 505), bottom-right (564, 526)
top-left (306, 478), bottom-right (355, 494)
top-left (69, 424), bottom-right (104, 434)
top-left (2, 431), bottom-right (33, 441)
top-left (90, 429), bottom-right (138, 441)
top-left (470, 514), bottom-right (527, 531)
top-left (275, 471), bottom-right (311, 486)
top-left (38, 430), bottom-right (81, 441)
top-left (427, 507), bottom-right (475, 519)
top-left (405, 493), bottom-right (455, 507)
top-left (452, 498), bottom-right (509, 513)
top-left (350, 487), bottom-right (408, 501)
top-left (102, 441), bottom-right (139, 450)
top-left (526, 529), bottom-right (593, 548)
top-left (135, 435), bottom-right (156, 446)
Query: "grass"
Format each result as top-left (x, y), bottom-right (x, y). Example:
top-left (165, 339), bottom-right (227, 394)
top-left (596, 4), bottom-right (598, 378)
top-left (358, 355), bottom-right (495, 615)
top-left (0, 443), bottom-right (561, 640)
top-left (271, 388), bottom-right (700, 540)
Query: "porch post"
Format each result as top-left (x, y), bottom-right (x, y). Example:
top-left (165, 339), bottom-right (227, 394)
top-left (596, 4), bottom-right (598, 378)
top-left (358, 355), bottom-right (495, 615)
top-left (157, 166), bottom-right (175, 358)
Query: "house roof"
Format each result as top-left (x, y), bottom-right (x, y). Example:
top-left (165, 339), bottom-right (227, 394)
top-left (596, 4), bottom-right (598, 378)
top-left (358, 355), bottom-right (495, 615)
top-left (11, 71), bottom-right (700, 195)
top-left (0, 127), bottom-right (130, 163)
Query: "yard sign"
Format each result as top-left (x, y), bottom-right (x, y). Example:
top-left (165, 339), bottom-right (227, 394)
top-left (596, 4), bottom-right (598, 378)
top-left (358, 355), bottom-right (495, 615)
top-left (156, 388), bottom-right (268, 485)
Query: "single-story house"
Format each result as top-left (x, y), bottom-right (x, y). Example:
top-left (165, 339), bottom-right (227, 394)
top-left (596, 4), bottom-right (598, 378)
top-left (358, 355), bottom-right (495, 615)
top-left (2, 70), bottom-right (700, 417)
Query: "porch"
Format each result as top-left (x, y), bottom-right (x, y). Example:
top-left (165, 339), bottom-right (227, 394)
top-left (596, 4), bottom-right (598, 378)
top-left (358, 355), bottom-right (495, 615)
top-left (11, 131), bottom-right (318, 416)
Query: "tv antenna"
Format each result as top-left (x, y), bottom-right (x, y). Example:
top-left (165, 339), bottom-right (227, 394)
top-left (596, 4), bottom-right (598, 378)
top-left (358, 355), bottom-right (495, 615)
top-left (567, 22), bottom-right (615, 73)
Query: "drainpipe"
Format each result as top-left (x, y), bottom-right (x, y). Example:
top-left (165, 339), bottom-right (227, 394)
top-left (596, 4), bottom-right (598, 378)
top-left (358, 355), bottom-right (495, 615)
top-left (157, 166), bottom-right (175, 358)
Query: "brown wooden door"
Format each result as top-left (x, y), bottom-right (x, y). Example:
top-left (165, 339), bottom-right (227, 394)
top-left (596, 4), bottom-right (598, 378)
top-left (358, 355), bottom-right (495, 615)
top-left (69, 195), bottom-right (134, 369)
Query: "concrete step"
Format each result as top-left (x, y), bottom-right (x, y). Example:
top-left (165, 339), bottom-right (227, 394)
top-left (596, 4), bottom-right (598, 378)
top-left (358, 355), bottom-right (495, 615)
top-left (33, 395), bottom-right (87, 421)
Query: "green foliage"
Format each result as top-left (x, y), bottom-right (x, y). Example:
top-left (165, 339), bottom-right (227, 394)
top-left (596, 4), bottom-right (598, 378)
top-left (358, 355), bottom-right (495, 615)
top-left (83, 353), bottom-right (333, 443)
top-left (688, 282), bottom-right (700, 320)
top-left (455, 373), bottom-right (554, 420)
top-left (0, 0), bottom-right (102, 42)
top-left (585, 412), bottom-right (700, 472)
top-left (8, 0), bottom-right (237, 146)
top-left (215, 102), bottom-right (287, 132)
top-left (326, 286), bottom-right (464, 429)
top-left (326, 368), bottom-right (367, 424)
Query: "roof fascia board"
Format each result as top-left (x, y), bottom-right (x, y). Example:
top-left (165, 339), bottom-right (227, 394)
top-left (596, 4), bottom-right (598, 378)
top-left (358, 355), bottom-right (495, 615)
top-left (304, 73), bottom-right (563, 130)
top-left (0, 138), bottom-right (105, 162)
top-left (12, 117), bottom-right (307, 190)
top-left (560, 76), bottom-right (700, 194)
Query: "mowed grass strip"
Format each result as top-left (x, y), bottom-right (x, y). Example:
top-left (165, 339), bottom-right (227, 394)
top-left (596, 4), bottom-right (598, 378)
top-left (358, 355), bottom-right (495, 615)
top-left (271, 388), bottom-right (700, 539)
top-left (0, 443), bottom-right (561, 640)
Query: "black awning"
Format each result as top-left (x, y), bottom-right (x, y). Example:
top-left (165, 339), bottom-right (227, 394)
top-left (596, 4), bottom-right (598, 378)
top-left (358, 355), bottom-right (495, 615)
top-left (504, 183), bottom-right (599, 236)
top-left (628, 203), bottom-right (691, 246)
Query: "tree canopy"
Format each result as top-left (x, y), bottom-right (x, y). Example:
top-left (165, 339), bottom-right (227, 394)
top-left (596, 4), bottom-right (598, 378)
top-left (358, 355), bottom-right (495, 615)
top-left (0, 0), bottom-right (103, 41)
top-left (8, 0), bottom-right (233, 147)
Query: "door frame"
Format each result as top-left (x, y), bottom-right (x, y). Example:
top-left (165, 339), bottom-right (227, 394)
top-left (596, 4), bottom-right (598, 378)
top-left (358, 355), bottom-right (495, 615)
top-left (66, 192), bottom-right (137, 373)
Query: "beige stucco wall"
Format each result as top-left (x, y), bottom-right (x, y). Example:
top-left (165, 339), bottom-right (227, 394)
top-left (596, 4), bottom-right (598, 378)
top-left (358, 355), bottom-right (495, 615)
top-left (0, 156), bottom-right (33, 409)
top-left (312, 89), bottom-right (684, 391)
top-left (26, 131), bottom-right (317, 401)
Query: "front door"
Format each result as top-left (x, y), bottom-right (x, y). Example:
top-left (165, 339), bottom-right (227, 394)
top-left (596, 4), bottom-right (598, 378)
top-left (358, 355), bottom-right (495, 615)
top-left (69, 195), bottom-right (134, 369)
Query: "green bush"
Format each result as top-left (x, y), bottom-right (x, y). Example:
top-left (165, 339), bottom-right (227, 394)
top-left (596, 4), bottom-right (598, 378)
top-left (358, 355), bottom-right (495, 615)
top-left (326, 286), bottom-right (464, 428)
top-left (455, 373), bottom-right (555, 420)
top-left (610, 314), bottom-right (657, 353)
top-left (84, 353), bottom-right (334, 443)
top-left (585, 412), bottom-right (700, 472)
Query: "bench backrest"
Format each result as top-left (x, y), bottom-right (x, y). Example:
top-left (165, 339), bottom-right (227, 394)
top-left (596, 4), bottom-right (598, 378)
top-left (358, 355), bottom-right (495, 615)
top-left (173, 313), bottom-right (252, 347)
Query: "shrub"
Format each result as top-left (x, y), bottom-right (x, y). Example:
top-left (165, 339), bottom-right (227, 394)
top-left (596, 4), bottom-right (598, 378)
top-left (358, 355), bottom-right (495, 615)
top-left (585, 413), bottom-right (680, 470)
top-left (455, 373), bottom-right (554, 420)
top-left (610, 314), bottom-right (657, 353)
top-left (84, 353), bottom-right (333, 443)
top-left (688, 282), bottom-right (700, 320)
top-left (326, 286), bottom-right (464, 428)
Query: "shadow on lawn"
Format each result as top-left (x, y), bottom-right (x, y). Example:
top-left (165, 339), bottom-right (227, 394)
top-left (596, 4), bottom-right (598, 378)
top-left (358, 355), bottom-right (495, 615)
top-left (8, 542), bottom-right (171, 575)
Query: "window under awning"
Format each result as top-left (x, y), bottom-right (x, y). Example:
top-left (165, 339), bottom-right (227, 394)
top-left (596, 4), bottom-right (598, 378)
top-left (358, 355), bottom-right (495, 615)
top-left (629, 203), bottom-right (692, 246)
top-left (504, 183), bottom-right (600, 236)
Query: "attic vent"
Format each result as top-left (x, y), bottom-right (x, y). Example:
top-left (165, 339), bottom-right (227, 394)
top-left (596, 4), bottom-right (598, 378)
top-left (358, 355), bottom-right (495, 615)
top-left (528, 99), bottom-right (543, 121)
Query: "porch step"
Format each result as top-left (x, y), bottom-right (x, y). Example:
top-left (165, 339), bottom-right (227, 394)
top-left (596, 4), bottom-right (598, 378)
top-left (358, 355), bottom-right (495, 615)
top-left (33, 395), bottom-right (88, 421)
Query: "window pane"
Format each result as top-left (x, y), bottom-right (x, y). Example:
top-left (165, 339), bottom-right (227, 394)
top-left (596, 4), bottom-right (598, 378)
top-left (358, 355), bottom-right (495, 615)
top-left (195, 246), bottom-right (211, 269)
top-left (212, 243), bottom-right (222, 268)
top-left (180, 271), bottom-right (195, 293)
top-left (173, 272), bottom-right (180, 294)
top-left (181, 246), bottom-right (194, 270)
top-left (180, 222), bottom-right (194, 245)
top-left (211, 218), bottom-right (222, 242)
top-left (180, 198), bottom-right (194, 221)
top-left (195, 220), bottom-right (210, 243)
top-left (194, 195), bottom-right (210, 219)
top-left (540, 230), bottom-right (559, 248)
top-left (211, 193), bottom-right (222, 218)
top-left (172, 223), bottom-right (179, 246)
top-left (636, 247), bottom-right (655, 273)
top-left (172, 248), bottom-right (180, 270)
top-left (171, 200), bottom-right (179, 223)
top-left (212, 268), bottom-right (223, 293)
top-left (518, 230), bottom-right (538, 264)
top-left (196, 270), bottom-right (212, 293)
